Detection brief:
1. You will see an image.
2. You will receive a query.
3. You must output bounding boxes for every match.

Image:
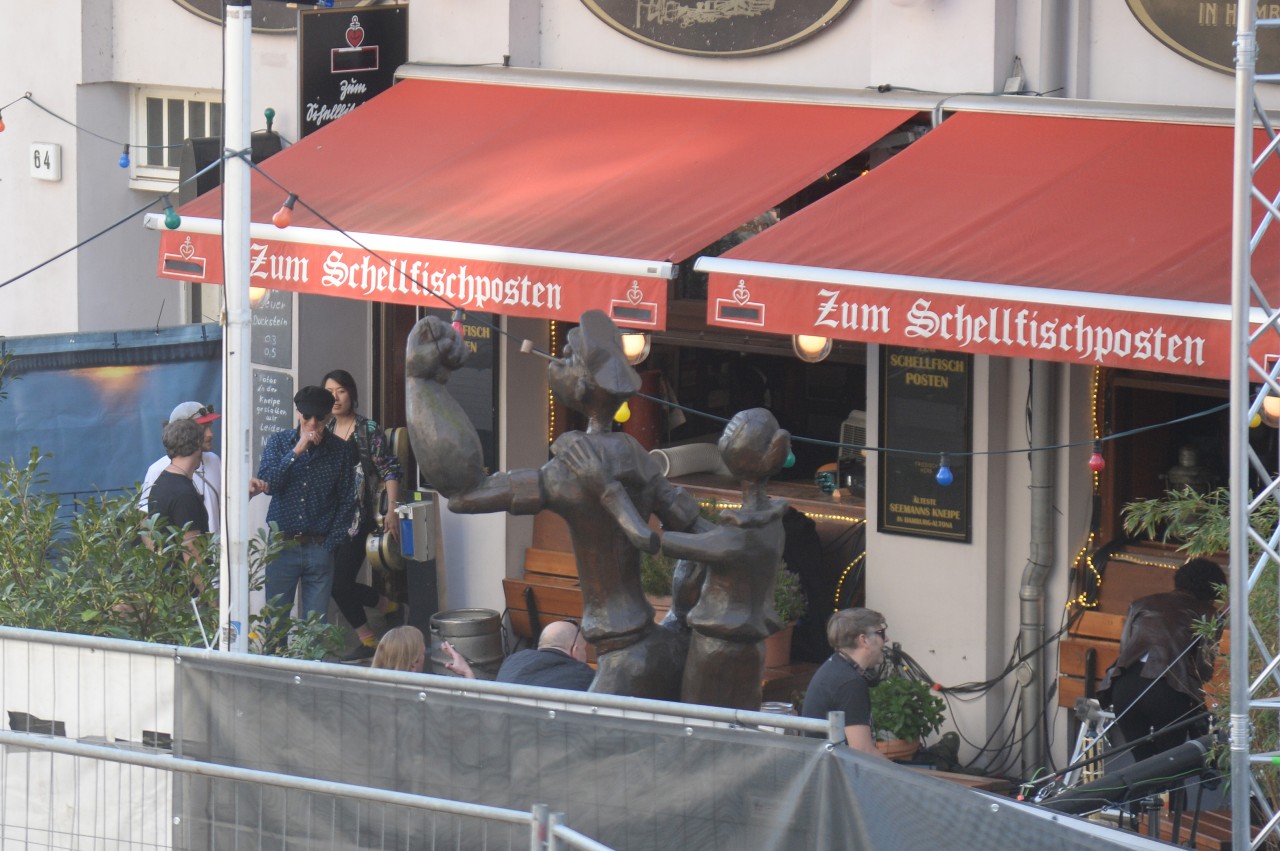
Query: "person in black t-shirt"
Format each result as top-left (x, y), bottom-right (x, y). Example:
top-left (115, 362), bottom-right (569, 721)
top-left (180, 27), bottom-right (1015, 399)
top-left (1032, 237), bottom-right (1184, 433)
top-left (145, 417), bottom-right (210, 594)
top-left (801, 607), bottom-right (890, 758)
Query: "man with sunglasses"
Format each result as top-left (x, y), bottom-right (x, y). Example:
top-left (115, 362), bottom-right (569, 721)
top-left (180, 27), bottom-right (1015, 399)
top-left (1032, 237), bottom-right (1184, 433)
top-left (141, 401), bottom-right (223, 535)
top-left (255, 386), bottom-right (357, 621)
top-left (801, 607), bottom-right (891, 758)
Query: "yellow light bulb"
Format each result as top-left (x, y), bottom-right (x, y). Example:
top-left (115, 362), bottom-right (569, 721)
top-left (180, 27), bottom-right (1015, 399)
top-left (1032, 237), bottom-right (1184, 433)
top-left (614, 401), bottom-right (631, 423)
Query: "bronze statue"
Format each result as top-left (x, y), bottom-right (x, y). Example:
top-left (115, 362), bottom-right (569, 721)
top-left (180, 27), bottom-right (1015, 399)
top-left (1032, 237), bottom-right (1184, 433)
top-left (660, 409), bottom-right (790, 710)
top-left (406, 310), bottom-right (709, 700)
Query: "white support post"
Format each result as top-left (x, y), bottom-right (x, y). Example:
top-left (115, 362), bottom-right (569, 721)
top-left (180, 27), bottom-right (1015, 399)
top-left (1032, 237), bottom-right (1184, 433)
top-left (220, 0), bottom-right (253, 653)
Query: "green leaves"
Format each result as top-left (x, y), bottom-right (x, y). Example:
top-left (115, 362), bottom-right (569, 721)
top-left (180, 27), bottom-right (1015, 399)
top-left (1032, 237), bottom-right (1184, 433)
top-left (871, 676), bottom-right (946, 743)
top-left (0, 453), bottom-right (338, 660)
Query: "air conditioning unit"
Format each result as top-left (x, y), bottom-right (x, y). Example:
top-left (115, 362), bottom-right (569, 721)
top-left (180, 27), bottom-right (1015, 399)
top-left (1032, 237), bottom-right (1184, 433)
top-left (838, 410), bottom-right (867, 462)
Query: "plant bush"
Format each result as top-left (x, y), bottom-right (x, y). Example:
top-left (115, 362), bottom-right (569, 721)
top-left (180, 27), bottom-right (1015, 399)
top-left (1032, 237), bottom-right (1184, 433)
top-left (870, 675), bottom-right (945, 743)
top-left (1122, 485), bottom-right (1264, 787)
top-left (0, 450), bottom-right (340, 659)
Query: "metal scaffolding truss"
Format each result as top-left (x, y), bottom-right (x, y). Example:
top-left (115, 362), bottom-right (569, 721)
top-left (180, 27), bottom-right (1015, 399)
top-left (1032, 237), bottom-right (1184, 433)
top-left (1233, 9), bottom-right (1280, 849)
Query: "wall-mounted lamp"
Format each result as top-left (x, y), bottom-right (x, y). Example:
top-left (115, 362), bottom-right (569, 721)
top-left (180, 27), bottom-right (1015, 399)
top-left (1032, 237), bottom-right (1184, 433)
top-left (621, 332), bottom-right (651, 366)
top-left (248, 287), bottom-right (269, 308)
top-left (792, 334), bottom-right (831, 363)
top-left (1260, 393), bottom-right (1280, 428)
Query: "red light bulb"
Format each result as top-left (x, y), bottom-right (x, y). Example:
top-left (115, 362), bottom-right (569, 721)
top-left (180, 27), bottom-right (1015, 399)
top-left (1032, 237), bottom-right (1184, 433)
top-left (272, 193), bottom-right (297, 229)
top-left (1088, 440), bottom-right (1105, 473)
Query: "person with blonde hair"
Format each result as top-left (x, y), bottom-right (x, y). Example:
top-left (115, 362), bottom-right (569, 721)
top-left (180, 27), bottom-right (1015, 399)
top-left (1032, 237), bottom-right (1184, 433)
top-left (372, 625), bottom-right (426, 672)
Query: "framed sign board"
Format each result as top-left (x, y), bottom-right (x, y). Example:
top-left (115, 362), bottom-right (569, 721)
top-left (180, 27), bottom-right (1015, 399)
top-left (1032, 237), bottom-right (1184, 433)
top-left (299, 5), bottom-right (408, 138)
top-left (877, 347), bottom-right (972, 542)
top-left (252, 368), bottom-right (296, 473)
top-left (581, 0), bottom-right (856, 57)
top-left (250, 289), bottom-right (293, 370)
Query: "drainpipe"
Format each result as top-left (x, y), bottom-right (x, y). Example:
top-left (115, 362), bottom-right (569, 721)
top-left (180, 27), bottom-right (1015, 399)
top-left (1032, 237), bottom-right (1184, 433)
top-left (1039, 0), bottom-right (1068, 97)
top-left (1019, 359), bottom-right (1056, 774)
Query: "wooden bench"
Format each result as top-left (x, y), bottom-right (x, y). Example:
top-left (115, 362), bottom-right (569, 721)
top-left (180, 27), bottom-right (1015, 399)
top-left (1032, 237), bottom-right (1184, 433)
top-left (1057, 610), bottom-right (1124, 709)
top-left (502, 511), bottom-right (585, 645)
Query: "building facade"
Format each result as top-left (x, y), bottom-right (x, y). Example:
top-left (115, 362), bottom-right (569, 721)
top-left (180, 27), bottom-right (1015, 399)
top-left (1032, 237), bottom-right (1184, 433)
top-left (2, 0), bottom-right (1271, 772)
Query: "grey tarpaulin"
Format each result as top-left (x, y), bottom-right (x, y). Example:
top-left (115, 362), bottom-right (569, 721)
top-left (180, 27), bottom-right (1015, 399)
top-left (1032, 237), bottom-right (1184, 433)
top-left (172, 656), bottom-right (1162, 850)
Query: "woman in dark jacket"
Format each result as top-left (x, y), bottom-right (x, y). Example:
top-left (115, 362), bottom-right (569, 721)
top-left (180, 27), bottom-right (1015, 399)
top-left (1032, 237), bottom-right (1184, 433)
top-left (323, 369), bottom-right (402, 656)
top-left (1099, 557), bottom-right (1224, 762)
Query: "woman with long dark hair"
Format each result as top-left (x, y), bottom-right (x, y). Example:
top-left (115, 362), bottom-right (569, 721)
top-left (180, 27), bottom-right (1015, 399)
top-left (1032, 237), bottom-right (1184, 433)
top-left (323, 369), bottom-right (402, 656)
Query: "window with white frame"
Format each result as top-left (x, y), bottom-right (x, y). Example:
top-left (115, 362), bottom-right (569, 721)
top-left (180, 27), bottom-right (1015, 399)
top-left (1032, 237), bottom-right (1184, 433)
top-left (130, 87), bottom-right (222, 191)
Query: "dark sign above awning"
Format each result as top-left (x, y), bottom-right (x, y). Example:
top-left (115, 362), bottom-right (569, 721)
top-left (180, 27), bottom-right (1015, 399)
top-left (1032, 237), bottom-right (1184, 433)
top-left (698, 111), bottom-right (1280, 378)
top-left (151, 76), bottom-right (913, 330)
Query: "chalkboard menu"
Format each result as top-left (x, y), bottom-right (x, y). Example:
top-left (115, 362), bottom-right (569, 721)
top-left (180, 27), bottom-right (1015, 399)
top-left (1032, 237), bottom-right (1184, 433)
top-left (423, 309), bottom-right (498, 475)
top-left (253, 368), bottom-right (295, 472)
top-left (251, 290), bottom-right (293, 370)
top-left (878, 347), bottom-right (972, 542)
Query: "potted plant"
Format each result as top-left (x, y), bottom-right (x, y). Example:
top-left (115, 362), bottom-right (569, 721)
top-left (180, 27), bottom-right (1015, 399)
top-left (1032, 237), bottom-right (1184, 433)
top-left (764, 567), bottom-right (806, 668)
top-left (870, 676), bottom-right (946, 761)
top-left (641, 550), bottom-right (677, 622)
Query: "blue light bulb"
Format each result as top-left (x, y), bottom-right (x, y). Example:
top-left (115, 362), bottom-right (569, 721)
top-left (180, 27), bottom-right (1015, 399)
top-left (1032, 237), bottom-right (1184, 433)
top-left (935, 456), bottom-right (954, 487)
top-left (783, 450), bottom-right (796, 469)
top-left (118, 144), bottom-right (130, 168)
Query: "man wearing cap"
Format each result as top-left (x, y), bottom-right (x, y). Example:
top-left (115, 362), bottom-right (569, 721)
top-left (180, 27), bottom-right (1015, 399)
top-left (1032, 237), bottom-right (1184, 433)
top-left (141, 401), bottom-right (222, 535)
top-left (255, 385), bottom-right (357, 621)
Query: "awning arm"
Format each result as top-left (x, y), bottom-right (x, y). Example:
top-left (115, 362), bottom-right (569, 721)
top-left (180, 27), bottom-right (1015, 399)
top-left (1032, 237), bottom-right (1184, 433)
top-left (695, 255), bottom-right (1266, 324)
top-left (144, 214), bottom-right (676, 281)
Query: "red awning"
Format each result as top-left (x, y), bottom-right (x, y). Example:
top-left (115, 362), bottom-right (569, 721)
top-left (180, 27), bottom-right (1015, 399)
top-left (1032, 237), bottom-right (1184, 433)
top-left (698, 111), bottom-right (1280, 377)
top-left (153, 77), bottom-right (912, 329)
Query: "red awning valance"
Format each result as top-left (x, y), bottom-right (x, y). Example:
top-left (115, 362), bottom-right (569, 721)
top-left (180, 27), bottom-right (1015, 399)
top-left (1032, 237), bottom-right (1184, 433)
top-left (153, 77), bottom-right (913, 329)
top-left (697, 112), bottom-right (1280, 377)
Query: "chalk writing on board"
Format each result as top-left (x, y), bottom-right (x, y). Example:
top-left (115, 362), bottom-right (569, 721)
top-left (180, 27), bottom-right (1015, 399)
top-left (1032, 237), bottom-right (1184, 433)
top-left (252, 368), bottom-right (295, 473)
top-left (251, 290), bottom-right (294, 370)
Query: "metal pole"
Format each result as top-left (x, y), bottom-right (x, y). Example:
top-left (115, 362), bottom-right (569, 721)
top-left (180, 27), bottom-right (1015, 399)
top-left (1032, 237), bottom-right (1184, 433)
top-left (531, 803), bottom-right (549, 851)
top-left (220, 0), bottom-right (252, 653)
top-left (1019, 359), bottom-right (1056, 775)
top-left (827, 710), bottom-right (845, 745)
top-left (1230, 2), bottom-right (1258, 846)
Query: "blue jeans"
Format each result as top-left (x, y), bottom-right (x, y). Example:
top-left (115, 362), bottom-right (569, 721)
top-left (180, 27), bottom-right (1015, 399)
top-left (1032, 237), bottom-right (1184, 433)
top-left (266, 542), bottom-right (335, 621)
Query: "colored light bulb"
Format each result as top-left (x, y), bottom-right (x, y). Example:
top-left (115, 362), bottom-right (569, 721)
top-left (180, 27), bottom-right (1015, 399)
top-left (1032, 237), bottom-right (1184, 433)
top-left (783, 450), bottom-right (795, 469)
top-left (0, 111), bottom-right (6, 133)
top-left (1088, 440), bottom-right (1106, 473)
top-left (272, 193), bottom-right (297, 229)
top-left (614, 401), bottom-right (631, 423)
top-left (1252, 412), bottom-right (1263, 429)
top-left (451, 309), bottom-right (464, 335)
top-left (935, 454), bottom-right (953, 487)
top-left (118, 144), bottom-right (130, 168)
top-left (163, 204), bottom-right (181, 230)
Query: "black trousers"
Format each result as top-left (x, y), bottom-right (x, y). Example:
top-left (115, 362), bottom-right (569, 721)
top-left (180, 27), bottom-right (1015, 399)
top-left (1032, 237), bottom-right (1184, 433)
top-left (1110, 666), bottom-right (1204, 763)
top-left (331, 531), bottom-right (378, 630)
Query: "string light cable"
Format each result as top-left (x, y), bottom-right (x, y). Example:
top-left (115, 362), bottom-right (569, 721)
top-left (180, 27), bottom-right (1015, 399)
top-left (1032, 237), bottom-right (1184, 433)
top-left (0, 154), bottom-right (229, 292)
top-left (6, 92), bottom-right (187, 156)
top-left (0, 91), bottom-right (1242, 474)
